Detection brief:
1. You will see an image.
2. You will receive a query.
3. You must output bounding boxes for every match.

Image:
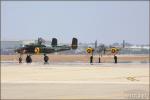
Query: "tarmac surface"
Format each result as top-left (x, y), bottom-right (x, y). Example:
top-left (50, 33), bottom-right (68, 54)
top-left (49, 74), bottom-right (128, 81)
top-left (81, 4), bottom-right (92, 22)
top-left (1, 62), bottom-right (149, 99)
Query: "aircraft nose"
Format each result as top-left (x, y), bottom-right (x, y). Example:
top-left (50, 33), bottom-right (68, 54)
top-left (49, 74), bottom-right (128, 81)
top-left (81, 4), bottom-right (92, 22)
top-left (15, 48), bottom-right (22, 53)
top-left (15, 49), bottom-right (19, 53)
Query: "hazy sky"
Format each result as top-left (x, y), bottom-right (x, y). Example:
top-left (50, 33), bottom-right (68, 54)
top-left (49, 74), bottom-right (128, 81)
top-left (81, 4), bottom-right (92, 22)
top-left (1, 1), bottom-right (149, 44)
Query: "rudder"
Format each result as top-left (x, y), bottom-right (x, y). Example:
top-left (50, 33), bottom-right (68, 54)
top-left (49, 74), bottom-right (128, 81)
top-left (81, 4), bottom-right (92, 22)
top-left (71, 38), bottom-right (78, 49)
top-left (51, 38), bottom-right (57, 47)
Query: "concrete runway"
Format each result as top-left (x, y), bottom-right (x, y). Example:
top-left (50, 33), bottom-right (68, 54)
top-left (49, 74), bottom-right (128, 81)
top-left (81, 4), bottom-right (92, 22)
top-left (2, 83), bottom-right (149, 99)
top-left (1, 63), bottom-right (149, 99)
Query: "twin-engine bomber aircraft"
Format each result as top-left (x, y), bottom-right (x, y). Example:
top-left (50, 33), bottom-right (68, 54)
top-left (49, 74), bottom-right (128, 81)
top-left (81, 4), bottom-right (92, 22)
top-left (15, 37), bottom-right (78, 54)
top-left (86, 40), bottom-right (125, 56)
